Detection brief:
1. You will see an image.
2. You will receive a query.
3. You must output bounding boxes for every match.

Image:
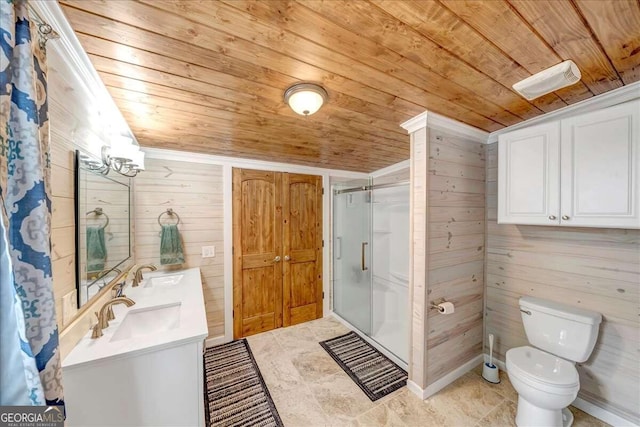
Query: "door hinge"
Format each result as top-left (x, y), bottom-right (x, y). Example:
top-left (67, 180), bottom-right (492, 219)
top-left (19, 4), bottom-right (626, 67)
top-left (232, 246), bottom-right (234, 255)
top-left (322, 187), bottom-right (325, 195)
top-left (322, 239), bottom-right (324, 247)
top-left (322, 291), bottom-right (325, 299)
top-left (232, 309), bottom-right (235, 317)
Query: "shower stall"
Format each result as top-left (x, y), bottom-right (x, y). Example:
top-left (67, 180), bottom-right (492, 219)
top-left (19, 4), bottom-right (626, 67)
top-left (332, 177), bottom-right (410, 364)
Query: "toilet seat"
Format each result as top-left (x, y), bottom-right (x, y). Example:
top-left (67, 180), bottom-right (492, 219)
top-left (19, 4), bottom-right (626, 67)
top-left (507, 346), bottom-right (579, 394)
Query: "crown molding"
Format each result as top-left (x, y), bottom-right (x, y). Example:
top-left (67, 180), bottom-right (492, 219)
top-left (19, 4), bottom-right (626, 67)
top-left (400, 112), bottom-right (429, 134)
top-left (30, 0), bottom-right (137, 143)
top-left (487, 81), bottom-right (640, 143)
top-left (401, 111), bottom-right (489, 142)
top-left (142, 147), bottom-right (370, 179)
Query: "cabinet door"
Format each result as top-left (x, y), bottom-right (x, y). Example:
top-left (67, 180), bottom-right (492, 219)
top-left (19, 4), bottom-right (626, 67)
top-left (498, 122), bottom-right (561, 225)
top-left (561, 100), bottom-right (640, 228)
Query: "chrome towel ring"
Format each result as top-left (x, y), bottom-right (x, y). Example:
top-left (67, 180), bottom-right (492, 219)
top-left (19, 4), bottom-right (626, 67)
top-left (86, 207), bottom-right (109, 229)
top-left (158, 208), bottom-right (181, 226)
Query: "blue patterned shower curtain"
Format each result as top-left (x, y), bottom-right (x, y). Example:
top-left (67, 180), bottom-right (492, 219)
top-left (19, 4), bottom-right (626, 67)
top-left (0, 0), bottom-right (64, 407)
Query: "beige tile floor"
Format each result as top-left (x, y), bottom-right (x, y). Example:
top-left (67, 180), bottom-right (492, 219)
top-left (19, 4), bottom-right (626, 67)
top-left (246, 316), bottom-right (610, 427)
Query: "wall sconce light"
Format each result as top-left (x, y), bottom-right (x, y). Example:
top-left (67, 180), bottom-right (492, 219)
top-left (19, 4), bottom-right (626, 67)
top-left (284, 83), bottom-right (328, 116)
top-left (85, 135), bottom-right (145, 177)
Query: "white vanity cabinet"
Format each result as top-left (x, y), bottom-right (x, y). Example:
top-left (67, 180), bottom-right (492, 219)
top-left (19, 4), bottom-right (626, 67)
top-left (498, 100), bottom-right (640, 229)
top-left (63, 268), bottom-right (208, 427)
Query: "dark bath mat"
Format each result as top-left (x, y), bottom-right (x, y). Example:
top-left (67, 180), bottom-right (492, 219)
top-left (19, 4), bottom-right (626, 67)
top-left (204, 339), bottom-right (283, 427)
top-left (320, 331), bottom-right (407, 401)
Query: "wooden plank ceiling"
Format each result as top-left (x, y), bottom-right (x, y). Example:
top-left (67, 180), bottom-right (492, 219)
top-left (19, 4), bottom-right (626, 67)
top-left (60, 0), bottom-right (640, 172)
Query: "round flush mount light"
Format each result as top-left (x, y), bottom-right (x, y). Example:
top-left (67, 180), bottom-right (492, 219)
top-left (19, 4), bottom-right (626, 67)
top-left (284, 83), bottom-right (328, 116)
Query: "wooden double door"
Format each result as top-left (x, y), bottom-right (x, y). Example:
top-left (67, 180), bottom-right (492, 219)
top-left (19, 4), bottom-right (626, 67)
top-left (232, 168), bottom-right (323, 338)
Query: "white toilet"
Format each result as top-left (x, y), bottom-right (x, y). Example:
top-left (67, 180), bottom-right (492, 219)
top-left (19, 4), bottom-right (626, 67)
top-left (506, 297), bottom-right (602, 427)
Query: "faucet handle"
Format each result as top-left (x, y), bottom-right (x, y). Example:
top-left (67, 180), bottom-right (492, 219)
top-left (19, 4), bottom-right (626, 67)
top-left (92, 312), bottom-right (103, 339)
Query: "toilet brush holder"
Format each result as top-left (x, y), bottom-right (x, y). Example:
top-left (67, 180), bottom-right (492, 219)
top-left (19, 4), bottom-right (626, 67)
top-left (483, 333), bottom-right (500, 384)
top-left (482, 362), bottom-right (500, 384)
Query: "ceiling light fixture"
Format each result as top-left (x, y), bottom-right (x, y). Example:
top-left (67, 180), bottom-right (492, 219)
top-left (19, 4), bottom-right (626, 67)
top-left (513, 60), bottom-right (581, 100)
top-left (284, 83), bottom-right (328, 116)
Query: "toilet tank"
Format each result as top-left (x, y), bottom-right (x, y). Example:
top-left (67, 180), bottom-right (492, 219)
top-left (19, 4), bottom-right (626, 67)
top-left (520, 297), bottom-right (602, 363)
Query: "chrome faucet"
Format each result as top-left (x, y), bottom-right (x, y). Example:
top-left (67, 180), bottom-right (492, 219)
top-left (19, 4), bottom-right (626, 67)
top-left (92, 296), bottom-right (135, 339)
top-left (132, 264), bottom-right (157, 287)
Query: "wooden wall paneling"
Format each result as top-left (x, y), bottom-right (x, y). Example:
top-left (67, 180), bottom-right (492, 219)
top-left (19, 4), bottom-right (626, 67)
top-left (409, 126), bottom-right (430, 390)
top-left (60, 1), bottom-right (422, 122)
top-left (46, 39), bottom-right (137, 340)
top-left (97, 65), bottom-right (406, 137)
top-left (508, 0), bottom-right (622, 95)
top-left (426, 129), bottom-right (485, 385)
top-left (574, 0), bottom-right (640, 84)
top-left (103, 85), bottom-right (408, 155)
top-left (299, 0), bottom-right (543, 120)
top-left (371, 0), bottom-right (592, 105)
top-left (485, 142), bottom-right (640, 423)
top-left (135, 158), bottom-right (224, 340)
top-left (59, 0), bottom-right (640, 172)
top-left (61, 1), bottom-right (416, 125)
top-left (227, 0), bottom-right (520, 128)
top-left (438, 0), bottom-right (585, 108)
top-left (102, 77), bottom-right (407, 144)
top-left (141, 0), bottom-right (501, 131)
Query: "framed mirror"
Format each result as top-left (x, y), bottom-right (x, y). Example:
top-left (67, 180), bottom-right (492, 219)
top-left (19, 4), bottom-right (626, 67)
top-left (74, 150), bottom-right (132, 307)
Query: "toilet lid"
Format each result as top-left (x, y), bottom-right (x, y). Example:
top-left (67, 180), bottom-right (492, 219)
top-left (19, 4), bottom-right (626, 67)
top-left (507, 346), bottom-right (579, 388)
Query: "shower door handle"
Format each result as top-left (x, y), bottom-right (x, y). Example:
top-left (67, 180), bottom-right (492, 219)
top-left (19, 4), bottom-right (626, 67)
top-left (361, 242), bottom-right (368, 271)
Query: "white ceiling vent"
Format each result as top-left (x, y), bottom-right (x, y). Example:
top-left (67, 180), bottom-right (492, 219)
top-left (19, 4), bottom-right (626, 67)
top-left (513, 60), bottom-right (581, 100)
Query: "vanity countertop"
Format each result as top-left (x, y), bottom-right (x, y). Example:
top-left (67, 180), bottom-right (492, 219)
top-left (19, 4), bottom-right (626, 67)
top-left (62, 267), bottom-right (208, 370)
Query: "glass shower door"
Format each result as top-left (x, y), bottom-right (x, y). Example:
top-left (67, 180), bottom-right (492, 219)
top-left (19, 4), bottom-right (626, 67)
top-left (333, 180), bottom-right (372, 334)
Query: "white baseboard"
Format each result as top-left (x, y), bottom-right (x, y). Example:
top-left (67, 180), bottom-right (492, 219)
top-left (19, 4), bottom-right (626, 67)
top-left (424, 355), bottom-right (483, 398)
top-left (406, 380), bottom-right (427, 399)
top-left (572, 397), bottom-right (639, 427)
top-left (205, 335), bottom-right (229, 348)
top-left (485, 353), bottom-right (639, 427)
top-left (406, 354), bottom-right (483, 400)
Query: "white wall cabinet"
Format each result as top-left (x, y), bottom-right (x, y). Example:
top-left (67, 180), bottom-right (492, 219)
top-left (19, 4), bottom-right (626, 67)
top-left (498, 100), bottom-right (639, 229)
top-left (498, 121), bottom-right (561, 225)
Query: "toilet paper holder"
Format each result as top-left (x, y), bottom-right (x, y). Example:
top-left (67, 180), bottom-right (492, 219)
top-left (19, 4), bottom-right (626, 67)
top-left (430, 298), bottom-right (452, 313)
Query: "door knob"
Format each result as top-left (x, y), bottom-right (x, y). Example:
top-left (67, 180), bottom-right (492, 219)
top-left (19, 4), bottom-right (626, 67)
top-left (562, 215), bottom-right (570, 220)
top-left (284, 255), bottom-right (291, 261)
top-left (548, 215), bottom-right (557, 220)
top-left (273, 256), bottom-right (281, 263)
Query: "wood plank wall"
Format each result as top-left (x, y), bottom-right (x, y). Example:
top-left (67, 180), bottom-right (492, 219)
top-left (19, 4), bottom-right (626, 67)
top-left (485, 142), bottom-right (640, 423)
top-left (426, 129), bottom-right (486, 384)
top-left (133, 158), bottom-right (224, 339)
top-left (47, 44), bottom-right (134, 334)
top-left (409, 126), bottom-right (429, 389)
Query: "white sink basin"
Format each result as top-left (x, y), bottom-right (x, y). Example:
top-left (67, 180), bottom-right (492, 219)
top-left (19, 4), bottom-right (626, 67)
top-left (143, 274), bottom-right (184, 288)
top-left (111, 302), bottom-right (181, 342)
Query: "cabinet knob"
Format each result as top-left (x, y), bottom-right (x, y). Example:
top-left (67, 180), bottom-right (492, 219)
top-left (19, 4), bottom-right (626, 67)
top-left (284, 255), bottom-right (291, 261)
top-left (273, 256), bottom-right (281, 263)
top-left (562, 215), bottom-right (570, 220)
top-left (548, 215), bottom-right (557, 220)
